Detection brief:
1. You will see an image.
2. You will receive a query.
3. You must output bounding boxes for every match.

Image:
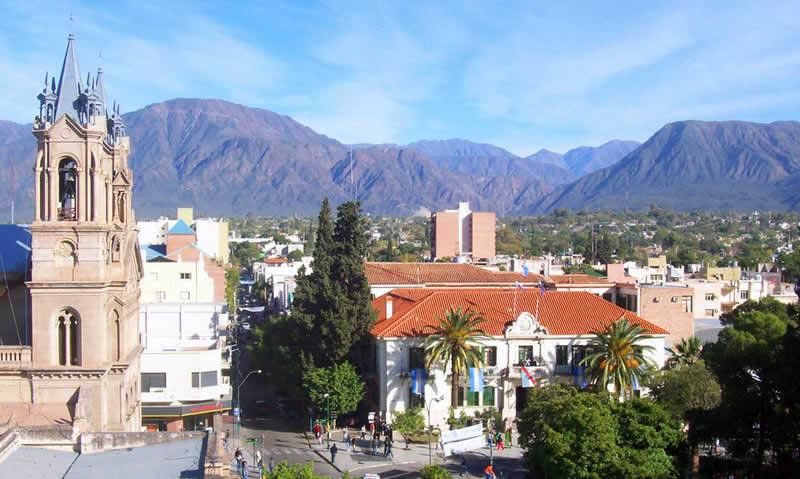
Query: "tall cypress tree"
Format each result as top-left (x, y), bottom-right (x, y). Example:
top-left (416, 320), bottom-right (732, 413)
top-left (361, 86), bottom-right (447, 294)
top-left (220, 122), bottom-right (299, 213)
top-left (290, 198), bottom-right (342, 368)
top-left (332, 201), bottom-right (377, 366)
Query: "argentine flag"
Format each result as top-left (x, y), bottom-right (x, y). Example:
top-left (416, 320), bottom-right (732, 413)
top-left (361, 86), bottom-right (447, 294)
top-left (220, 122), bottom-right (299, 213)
top-left (469, 367), bottom-right (484, 392)
top-left (410, 368), bottom-right (426, 395)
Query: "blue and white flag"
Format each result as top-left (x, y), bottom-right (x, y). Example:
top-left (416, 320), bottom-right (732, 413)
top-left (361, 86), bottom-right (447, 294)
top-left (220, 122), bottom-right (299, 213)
top-left (522, 264), bottom-right (529, 277)
top-left (515, 280), bottom-right (525, 290)
top-left (521, 366), bottom-right (536, 388)
top-left (468, 367), bottom-right (484, 392)
top-left (410, 368), bottom-right (426, 395)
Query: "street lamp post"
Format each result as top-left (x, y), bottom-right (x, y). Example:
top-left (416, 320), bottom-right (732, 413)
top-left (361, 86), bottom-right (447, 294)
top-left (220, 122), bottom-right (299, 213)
top-left (235, 369), bottom-right (262, 438)
top-left (324, 393), bottom-right (331, 447)
top-left (426, 395), bottom-right (444, 465)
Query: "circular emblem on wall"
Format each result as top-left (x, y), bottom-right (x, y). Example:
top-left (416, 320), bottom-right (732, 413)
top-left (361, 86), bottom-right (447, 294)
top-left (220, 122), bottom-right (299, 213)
top-left (60, 128), bottom-right (72, 139)
top-left (519, 315), bottom-right (533, 332)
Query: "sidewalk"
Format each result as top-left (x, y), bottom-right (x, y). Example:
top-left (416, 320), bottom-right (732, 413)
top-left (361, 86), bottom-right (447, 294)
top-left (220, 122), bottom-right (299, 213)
top-left (303, 428), bottom-right (522, 474)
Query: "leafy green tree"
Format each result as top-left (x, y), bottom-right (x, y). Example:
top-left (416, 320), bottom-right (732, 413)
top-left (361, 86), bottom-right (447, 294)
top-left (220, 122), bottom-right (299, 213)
top-left (392, 407), bottom-right (425, 449)
top-left (665, 336), bottom-right (702, 368)
top-left (777, 249), bottom-right (800, 281)
top-left (266, 461), bottom-right (327, 479)
top-left (703, 298), bottom-right (799, 474)
top-left (224, 266), bottom-right (240, 313)
top-left (230, 241), bottom-right (263, 269)
top-left (649, 361), bottom-right (721, 475)
top-left (302, 361), bottom-right (365, 423)
top-left (518, 386), bottom-right (682, 479)
top-left (287, 249), bottom-right (304, 262)
top-left (424, 307), bottom-right (486, 408)
top-left (581, 318), bottom-right (655, 400)
top-left (419, 465), bottom-right (451, 479)
top-left (735, 241), bottom-right (771, 270)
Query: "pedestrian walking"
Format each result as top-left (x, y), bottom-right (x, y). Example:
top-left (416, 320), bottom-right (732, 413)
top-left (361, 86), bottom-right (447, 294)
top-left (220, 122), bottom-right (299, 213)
top-left (224, 430), bottom-right (230, 452)
top-left (360, 425), bottom-right (367, 440)
top-left (486, 433), bottom-right (493, 448)
top-left (257, 456), bottom-right (264, 477)
top-left (269, 457), bottom-right (274, 473)
top-left (484, 463), bottom-right (496, 479)
top-left (330, 443), bottom-right (338, 464)
top-left (385, 437), bottom-right (393, 459)
top-left (505, 428), bottom-right (512, 448)
top-left (241, 459), bottom-right (248, 479)
top-left (350, 435), bottom-right (357, 451)
top-left (370, 435), bottom-right (378, 455)
top-left (343, 429), bottom-right (350, 451)
top-left (256, 449), bottom-right (262, 464)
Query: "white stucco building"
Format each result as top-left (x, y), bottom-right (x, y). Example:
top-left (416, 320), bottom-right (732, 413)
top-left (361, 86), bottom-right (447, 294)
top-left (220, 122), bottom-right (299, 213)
top-left (139, 303), bottom-right (231, 431)
top-left (370, 288), bottom-right (667, 429)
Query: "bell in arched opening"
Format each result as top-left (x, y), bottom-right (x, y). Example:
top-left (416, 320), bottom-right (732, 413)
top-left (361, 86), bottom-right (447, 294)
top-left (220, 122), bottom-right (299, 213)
top-left (58, 159), bottom-right (78, 220)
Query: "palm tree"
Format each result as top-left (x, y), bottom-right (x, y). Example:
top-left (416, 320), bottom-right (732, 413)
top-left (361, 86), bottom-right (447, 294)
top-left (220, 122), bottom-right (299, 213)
top-left (581, 317), bottom-right (655, 400)
top-left (666, 336), bottom-right (702, 368)
top-left (423, 307), bottom-right (487, 408)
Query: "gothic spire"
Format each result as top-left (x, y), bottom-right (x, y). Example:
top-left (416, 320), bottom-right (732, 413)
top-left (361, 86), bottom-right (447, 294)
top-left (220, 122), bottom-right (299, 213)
top-left (54, 34), bottom-right (83, 122)
top-left (95, 67), bottom-right (106, 105)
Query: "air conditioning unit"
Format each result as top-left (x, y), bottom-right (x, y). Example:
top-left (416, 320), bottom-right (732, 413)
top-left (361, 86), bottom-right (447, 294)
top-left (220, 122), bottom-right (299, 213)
top-left (150, 387), bottom-right (166, 393)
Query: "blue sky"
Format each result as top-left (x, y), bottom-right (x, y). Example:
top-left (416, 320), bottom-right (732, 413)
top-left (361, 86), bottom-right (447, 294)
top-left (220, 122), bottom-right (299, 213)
top-left (1, 0), bottom-right (799, 155)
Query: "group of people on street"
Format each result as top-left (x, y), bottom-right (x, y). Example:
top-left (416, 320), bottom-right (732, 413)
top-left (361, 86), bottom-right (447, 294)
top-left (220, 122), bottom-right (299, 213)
top-left (233, 446), bottom-right (274, 478)
top-left (321, 421), bottom-right (397, 465)
top-left (486, 430), bottom-right (512, 451)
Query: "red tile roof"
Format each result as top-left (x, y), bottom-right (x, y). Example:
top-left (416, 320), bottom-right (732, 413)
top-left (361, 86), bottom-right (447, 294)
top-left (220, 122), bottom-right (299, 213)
top-left (365, 262), bottom-right (542, 286)
top-left (371, 288), bottom-right (668, 338)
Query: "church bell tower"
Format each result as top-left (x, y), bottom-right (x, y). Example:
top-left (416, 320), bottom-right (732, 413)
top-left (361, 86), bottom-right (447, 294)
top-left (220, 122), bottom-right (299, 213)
top-left (28, 34), bottom-right (143, 431)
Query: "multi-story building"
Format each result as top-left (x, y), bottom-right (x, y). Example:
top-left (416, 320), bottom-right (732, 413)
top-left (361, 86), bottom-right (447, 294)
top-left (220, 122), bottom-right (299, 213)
top-left (0, 35), bottom-right (142, 432)
top-left (139, 220), bottom-right (226, 304)
top-left (139, 303), bottom-right (231, 431)
top-left (430, 202), bottom-right (495, 260)
top-left (139, 208), bottom-right (229, 264)
top-left (364, 262), bottom-right (543, 298)
top-left (370, 288), bottom-right (667, 427)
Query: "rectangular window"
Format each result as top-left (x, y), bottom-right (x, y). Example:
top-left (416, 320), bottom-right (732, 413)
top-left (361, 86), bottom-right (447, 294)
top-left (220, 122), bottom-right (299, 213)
top-left (466, 390), bottom-right (480, 406)
top-left (149, 272), bottom-right (159, 281)
top-left (409, 347), bottom-right (426, 370)
top-left (155, 291), bottom-right (166, 302)
top-left (682, 296), bottom-right (693, 313)
top-left (180, 291), bottom-right (191, 301)
top-left (705, 293), bottom-right (715, 301)
top-left (201, 370), bottom-right (218, 386)
top-left (180, 272), bottom-right (192, 280)
top-left (484, 347), bottom-right (497, 367)
top-left (518, 346), bottom-right (533, 365)
top-left (482, 386), bottom-right (495, 406)
top-left (602, 292), bottom-right (613, 302)
top-left (141, 372), bottom-right (166, 392)
top-left (572, 345), bottom-right (588, 367)
top-left (556, 345), bottom-right (569, 366)
top-left (457, 387), bottom-right (465, 406)
top-left (740, 291), bottom-right (750, 300)
top-left (191, 372), bottom-right (199, 388)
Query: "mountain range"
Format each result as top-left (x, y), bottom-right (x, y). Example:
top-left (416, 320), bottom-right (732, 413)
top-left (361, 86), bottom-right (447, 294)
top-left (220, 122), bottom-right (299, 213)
top-left (1, 98), bottom-right (798, 219)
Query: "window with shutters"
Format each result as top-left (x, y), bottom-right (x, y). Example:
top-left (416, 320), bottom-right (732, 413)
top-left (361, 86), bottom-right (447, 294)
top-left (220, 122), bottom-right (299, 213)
top-left (484, 347), bottom-right (497, 366)
top-left (556, 345), bottom-right (569, 366)
top-left (482, 386), bottom-right (495, 406)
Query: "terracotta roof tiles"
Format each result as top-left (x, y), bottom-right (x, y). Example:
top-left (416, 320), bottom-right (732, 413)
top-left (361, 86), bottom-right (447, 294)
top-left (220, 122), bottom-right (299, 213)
top-left (371, 288), bottom-right (668, 338)
top-left (365, 262), bottom-right (542, 286)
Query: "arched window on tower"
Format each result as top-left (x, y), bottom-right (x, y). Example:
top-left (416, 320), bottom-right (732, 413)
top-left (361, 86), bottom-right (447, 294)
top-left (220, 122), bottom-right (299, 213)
top-left (111, 235), bottom-right (121, 262)
top-left (58, 159), bottom-right (78, 221)
top-left (111, 310), bottom-right (121, 362)
top-left (116, 193), bottom-right (126, 223)
top-left (56, 308), bottom-right (80, 366)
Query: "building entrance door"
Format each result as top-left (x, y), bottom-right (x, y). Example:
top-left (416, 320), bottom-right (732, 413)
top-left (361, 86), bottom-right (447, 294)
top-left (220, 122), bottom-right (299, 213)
top-left (515, 386), bottom-right (528, 414)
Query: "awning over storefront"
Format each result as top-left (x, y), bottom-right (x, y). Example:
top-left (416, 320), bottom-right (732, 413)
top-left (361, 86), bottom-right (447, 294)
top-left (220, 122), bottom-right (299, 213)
top-left (142, 399), bottom-right (232, 418)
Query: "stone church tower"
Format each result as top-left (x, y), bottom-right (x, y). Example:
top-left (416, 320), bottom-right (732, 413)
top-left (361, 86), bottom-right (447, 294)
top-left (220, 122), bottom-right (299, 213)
top-left (5, 34), bottom-right (143, 431)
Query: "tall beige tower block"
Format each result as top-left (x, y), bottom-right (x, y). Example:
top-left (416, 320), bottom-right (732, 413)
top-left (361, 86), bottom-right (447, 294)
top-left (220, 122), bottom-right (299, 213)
top-left (0, 35), bottom-right (143, 432)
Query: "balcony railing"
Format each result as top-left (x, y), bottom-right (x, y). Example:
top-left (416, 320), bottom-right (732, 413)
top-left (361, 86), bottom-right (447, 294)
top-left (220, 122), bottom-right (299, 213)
top-left (58, 207), bottom-right (77, 221)
top-left (0, 346), bottom-right (32, 368)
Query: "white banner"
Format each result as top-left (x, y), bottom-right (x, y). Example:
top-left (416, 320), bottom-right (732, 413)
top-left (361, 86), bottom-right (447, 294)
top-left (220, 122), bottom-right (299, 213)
top-left (441, 424), bottom-right (484, 457)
